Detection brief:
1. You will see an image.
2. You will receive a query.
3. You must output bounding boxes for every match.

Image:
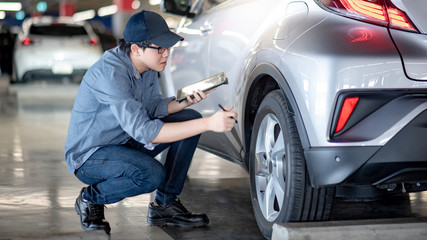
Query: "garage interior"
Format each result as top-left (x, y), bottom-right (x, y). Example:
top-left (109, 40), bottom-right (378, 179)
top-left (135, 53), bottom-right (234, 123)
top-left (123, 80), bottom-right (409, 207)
top-left (1, 1), bottom-right (427, 240)
top-left (1, 79), bottom-right (427, 239)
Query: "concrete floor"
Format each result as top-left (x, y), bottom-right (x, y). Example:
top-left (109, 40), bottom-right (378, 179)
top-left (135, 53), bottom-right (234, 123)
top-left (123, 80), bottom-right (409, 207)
top-left (1, 78), bottom-right (427, 240)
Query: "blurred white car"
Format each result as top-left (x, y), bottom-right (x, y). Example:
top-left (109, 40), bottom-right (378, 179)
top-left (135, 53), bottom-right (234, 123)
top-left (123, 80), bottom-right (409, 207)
top-left (12, 16), bottom-right (103, 83)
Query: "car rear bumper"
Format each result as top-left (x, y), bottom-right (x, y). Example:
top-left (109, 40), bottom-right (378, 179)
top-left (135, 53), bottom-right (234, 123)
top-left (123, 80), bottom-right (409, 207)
top-left (13, 47), bottom-right (101, 81)
top-left (21, 69), bottom-right (88, 82)
top-left (305, 93), bottom-right (427, 188)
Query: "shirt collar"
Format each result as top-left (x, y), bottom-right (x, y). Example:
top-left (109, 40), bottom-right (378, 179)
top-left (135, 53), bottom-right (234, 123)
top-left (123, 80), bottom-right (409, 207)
top-left (112, 46), bottom-right (142, 79)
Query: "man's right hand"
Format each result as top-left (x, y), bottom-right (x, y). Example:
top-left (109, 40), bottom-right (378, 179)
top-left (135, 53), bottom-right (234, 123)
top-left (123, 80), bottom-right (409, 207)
top-left (153, 106), bottom-right (238, 144)
top-left (208, 106), bottom-right (237, 132)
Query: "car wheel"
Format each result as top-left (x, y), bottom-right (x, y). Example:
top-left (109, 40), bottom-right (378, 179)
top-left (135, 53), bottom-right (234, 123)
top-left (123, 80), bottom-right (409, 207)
top-left (249, 90), bottom-right (335, 238)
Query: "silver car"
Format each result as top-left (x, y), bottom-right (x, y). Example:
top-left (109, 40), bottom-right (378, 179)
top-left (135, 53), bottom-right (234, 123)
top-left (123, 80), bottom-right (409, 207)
top-left (12, 16), bottom-right (103, 83)
top-left (160, 0), bottom-right (427, 238)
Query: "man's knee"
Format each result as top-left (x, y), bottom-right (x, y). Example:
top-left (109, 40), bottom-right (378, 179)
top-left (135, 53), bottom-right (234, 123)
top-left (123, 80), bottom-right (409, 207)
top-left (175, 109), bottom-right (202, 122)
top-left (133, 165), bottom-right (166, 193)
top-left (185, 108), bottom-right (202, 120)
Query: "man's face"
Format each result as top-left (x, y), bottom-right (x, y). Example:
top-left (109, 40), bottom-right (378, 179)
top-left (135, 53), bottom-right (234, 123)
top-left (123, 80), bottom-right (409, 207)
top-left (139, 44), bottom-right (171, 72)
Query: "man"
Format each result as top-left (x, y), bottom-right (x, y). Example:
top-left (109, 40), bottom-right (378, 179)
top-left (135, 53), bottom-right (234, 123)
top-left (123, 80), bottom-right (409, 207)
top-left (64, 10), bottom-right (237, 233)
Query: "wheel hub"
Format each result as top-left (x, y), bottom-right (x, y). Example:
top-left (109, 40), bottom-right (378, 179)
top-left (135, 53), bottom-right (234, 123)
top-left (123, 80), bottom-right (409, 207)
top-left (254, 113), bottom-right (287, 222)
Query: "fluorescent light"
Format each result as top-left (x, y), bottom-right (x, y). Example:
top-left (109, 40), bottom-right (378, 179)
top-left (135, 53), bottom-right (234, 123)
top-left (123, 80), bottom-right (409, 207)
top-left (0, 11), bottom-right (5, 19)
top-left (98, 5), bottom-right (117, 17)
top-left (0, 2), bottom-right (22, 11)
top-left (148, 0), bottom-right (160, 5)
top-left (73, 9), bottom-right (95, 22)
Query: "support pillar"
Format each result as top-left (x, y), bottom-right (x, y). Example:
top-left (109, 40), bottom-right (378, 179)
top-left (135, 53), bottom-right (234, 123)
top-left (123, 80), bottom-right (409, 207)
top-left (112, 0), bottom-right (134, 39)
top-left (60, 0), bottom-right (76, 17)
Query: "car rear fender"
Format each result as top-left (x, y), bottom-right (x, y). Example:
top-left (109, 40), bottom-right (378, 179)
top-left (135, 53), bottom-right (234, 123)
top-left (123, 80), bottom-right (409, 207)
top-left (243, 63), bottom-right (310, 167)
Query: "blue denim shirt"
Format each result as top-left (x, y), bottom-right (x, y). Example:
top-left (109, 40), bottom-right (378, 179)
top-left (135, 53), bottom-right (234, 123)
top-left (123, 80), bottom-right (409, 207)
top-left (64, 46), bottom-right (174, 174)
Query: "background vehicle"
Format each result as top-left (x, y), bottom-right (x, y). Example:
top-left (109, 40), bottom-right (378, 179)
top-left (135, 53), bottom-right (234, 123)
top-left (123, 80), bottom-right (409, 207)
top-left (160, 0), bottom-right (427, 238)
top-left (0, 22), bottom-right (14, 76)
top-left (12, 16), bottom-right (103, 83)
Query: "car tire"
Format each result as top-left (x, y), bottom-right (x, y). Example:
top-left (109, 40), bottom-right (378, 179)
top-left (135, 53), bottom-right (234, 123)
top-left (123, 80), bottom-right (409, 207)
top-left (249, 90), bottom-right (335, 238)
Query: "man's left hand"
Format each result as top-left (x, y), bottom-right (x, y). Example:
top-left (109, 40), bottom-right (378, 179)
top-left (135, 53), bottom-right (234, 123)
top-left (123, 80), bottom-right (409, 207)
top-left (185, 88), bottom-right (216, 106)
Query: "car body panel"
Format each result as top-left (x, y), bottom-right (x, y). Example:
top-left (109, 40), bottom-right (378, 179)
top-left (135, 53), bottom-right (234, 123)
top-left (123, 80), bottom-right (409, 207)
top-left (389, 0), bottom-right (427, 81)
top-left (165, 0), bottom-right (427, 149)
top-left (160, 0), bottom-right (427, 187)
top-left (392, 0), bottom-right (427, 33)
top-left (389, 29), bottom-right (427, 81)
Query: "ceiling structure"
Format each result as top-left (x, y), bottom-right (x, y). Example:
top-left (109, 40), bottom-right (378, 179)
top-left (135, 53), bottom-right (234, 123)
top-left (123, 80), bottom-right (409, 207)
top-left (1, 1), bottom-right (175, 37)
top-left (1, 0), bottom-right (161, 15)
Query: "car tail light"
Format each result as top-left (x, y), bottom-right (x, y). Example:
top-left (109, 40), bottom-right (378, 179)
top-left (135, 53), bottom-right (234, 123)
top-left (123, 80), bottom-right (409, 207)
top-left (89, 38), bottom-right (98, 46)
top-left (319, 0), bottom-right (419, 33)
top-left (22, 37), bottom-right (32, 45)
top-left (335, 96), bottom-right (359, 133)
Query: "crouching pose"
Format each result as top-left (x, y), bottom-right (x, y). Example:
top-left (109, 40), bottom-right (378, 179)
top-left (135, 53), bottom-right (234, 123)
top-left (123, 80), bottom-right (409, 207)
top-left (64, 10), bottom-right (237, 233)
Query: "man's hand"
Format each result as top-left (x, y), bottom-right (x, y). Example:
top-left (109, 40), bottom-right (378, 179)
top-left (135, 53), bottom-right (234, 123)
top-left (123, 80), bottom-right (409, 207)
top-left (185, 88), bottom-right (216, 106)
top-left (153, 105), bottom-right (237, 143)
top-left (208, 105), bottom-right (237, 132)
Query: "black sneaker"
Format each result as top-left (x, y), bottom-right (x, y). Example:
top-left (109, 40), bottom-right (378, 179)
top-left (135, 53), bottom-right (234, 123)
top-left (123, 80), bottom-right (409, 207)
top-left (75, 188), bottom-right (111, 233)
top-left (147, 198), bottom-right (209, 227)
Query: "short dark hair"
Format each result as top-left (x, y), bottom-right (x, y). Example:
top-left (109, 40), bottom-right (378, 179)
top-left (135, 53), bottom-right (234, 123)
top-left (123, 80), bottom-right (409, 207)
top-left (118, 39), bottom-right (151, 55)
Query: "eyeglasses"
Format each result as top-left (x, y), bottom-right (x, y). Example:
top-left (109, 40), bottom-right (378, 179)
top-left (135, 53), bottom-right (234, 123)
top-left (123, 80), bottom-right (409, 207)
top-left (143, 45), bottom-right (170, 54)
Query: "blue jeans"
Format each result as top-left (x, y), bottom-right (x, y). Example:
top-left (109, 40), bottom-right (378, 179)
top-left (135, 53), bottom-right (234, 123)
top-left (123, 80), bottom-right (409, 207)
top-left (75, 109), bottom-right (202, 206)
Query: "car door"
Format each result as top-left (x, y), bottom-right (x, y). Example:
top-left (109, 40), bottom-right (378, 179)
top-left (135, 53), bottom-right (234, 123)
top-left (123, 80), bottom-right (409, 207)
top-left (163, 0), bottom-right (215, 97)
top-left (196, 0), bottom-right (272, 163)
top-left (162, 0), bottom-right (245, 162)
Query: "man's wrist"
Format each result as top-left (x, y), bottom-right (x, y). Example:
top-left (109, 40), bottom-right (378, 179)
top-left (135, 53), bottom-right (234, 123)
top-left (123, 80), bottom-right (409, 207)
top-left (182, 99), bottom-right (191, 108)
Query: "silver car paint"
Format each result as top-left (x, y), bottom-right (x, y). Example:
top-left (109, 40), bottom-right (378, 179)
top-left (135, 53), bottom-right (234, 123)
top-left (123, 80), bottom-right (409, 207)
top-left (161, 0), bottom-right (427, 154)
top-left (390, 0), bottom-right (427, 80)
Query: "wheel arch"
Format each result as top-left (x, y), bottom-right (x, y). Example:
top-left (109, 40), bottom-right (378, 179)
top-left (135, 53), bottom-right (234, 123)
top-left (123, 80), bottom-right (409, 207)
top-left (243, 63), bottom-right (310, 166)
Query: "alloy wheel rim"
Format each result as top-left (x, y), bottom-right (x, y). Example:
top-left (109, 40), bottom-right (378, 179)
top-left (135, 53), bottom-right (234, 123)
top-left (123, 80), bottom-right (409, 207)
top-left (254, 113), bottom-right (286, 222)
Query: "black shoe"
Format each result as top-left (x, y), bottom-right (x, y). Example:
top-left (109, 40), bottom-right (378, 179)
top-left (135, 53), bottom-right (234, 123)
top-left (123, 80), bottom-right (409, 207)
top-left (147, 198), bottom-right (209, 227)
top-left (75, 188), bottom-right (111, 233)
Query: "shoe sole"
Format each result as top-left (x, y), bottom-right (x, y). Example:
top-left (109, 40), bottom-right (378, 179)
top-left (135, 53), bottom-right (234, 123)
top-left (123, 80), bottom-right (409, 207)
top-left (147, 217), bottom-right (209, 228)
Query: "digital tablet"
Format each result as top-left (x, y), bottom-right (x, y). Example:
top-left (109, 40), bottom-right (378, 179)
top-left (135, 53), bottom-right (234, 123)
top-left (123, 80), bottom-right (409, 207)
top-left (176, 72), bottom-right (228, 103)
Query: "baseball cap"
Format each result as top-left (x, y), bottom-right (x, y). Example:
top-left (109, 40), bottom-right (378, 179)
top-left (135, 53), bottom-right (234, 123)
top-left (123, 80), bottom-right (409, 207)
top-left (123, 10), bottom-right (183, 48)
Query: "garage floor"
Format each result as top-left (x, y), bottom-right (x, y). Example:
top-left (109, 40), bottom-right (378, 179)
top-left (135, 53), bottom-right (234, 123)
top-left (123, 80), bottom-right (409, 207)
top-left (1, 79), bottom-right (427, 240)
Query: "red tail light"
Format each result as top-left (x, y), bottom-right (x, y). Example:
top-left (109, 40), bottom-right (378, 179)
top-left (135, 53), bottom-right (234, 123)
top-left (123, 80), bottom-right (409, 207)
top-left (89, 38), bottom-right (98, 46)
top-left (319, 0), bottom-right (419, 33)
top-left (22, 37), bottom-right (32, 45)
top-left (335, 96), bottom-right (359, 133)
top-left (387, 6), bottom-right (415, 31)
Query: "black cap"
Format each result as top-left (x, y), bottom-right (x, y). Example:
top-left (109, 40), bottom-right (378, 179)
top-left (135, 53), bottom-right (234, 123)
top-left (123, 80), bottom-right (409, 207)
top-left (123, 10), bottom-right (183, 48)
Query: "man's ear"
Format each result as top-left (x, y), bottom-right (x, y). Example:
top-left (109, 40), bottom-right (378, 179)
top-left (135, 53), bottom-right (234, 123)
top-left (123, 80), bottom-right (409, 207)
top-left (130, 44), bottom-right (141, 56)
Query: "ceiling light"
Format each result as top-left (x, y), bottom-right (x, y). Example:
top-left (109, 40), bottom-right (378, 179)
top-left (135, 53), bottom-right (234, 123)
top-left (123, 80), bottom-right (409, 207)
top-left (98, 5), bottom-right (117, 17)
top-left (132, 0), bottom-right (141, 10)
top-left (0, 2), bottom-right (22, 11)
top-left (15, 10), bottom-right (24, 20)
top-left (149, 0), bottom-right (160, 5)
top-left (132, 0), bottom-right (141, 9)
top-left (36, 1), bottom-right (47, 13)
top-left (73, 9), bottom-right (95, 22)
